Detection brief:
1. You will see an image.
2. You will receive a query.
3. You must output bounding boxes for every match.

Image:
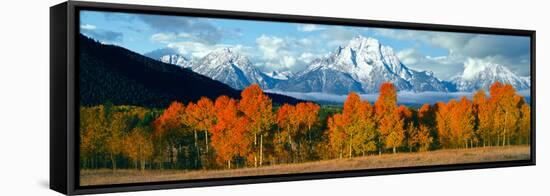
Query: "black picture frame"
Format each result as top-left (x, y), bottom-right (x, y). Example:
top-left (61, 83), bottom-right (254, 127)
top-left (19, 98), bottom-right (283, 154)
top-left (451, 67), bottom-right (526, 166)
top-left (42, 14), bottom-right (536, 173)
top-left (50, 1), bottom-right (536, 195)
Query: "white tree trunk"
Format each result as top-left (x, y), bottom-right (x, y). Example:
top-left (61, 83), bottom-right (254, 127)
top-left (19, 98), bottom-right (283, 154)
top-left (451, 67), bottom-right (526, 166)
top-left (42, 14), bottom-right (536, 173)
top-left (194, 130), bottom-right (199, 167)
top-left (254, 132), bottom-right (258, 167)
top-left (260, 134), bottom-right (263, 166)
top-left (205, 130), bottom-right (209, 153)
top-left (349, 133), bottom-right (354, 158)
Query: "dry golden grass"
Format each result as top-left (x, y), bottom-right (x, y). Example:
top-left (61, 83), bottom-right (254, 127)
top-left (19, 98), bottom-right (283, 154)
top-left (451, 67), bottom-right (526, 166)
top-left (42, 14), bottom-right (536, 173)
top-left (80, 145), bottom-right (530, 186)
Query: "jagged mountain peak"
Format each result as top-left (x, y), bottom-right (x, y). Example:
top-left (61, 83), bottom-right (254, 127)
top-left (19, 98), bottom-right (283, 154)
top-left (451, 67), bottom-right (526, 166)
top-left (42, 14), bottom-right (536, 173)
top-left (193, 48), bottom-right (274, 90)
top-left (208, 47), bottom-right (237, 56)
top-left (461, 63), bottom-right (509, 80)
top-left (160, 54), bottom-right (193, 68)
top-left (200, 48), bottom-right (252, 68)
top-left (452, 62), bottom-right (529, 91)
top-left (347, 35), bottom-right (381, 50)
top-left (282, 36), bottom-right (446, 94)
top-left (144, 47), bottom-right (194, 68)
top-left (308, 36), bottom-right (410, 79)
top-left (264, 70), bottom-right (294, 80)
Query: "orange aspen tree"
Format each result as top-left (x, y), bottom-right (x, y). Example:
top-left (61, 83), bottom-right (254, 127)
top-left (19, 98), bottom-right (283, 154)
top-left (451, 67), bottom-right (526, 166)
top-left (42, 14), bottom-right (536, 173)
top-left (398, 105), bottom-right (415, 152)
top-left (417, 104), bottom-right (435, 150)
top-left (276, 104), bottom-right (297, 162)
top-left (383, 109), bottom-right (405, 153)
top-left (489, 82), bottom-right (521, 146)
top-left (294, 102), bottom-right (320, 160)
top-left (195, 97), bottom-right (216, 154)
top-left (418, 104), bottom-right (432, 124)
top-left (183, 102), bottom-right (201, 166)
top-left (415, 125), bottom-right (433, 152)
top-left (153, 101), bottom-right (185, 168)
top-left (239, 84), bottom-right (274, 167)
top-left (448, 99), bottom-right (461, 148)
top-left (473, 90), bottom-right (493, 147)
top-left (154, 101), bottom-right (185, 135)
top-left (302, 102), bottom-right (320, 147)
top-left (211, 96), bottom-right (251, 169)
top-left (435, 101), bottom-right (451, 148)
top-left (375, 83), bottom-right (404, 154)
top-left (294, 103), bottom-right (308, 160)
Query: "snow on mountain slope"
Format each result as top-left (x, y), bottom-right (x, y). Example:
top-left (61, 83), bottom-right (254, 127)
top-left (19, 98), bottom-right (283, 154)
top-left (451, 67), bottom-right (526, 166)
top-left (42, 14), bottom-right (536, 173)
top-left (192, 48), bottom-right (274, 90)
top-left (144, 48), bottom-right (193, 68)
top-left (452, 62), bottom-right (530, 92)
top-left (277, 36), bottom-right (448, 94)
top-left (264, 70), bottom-right (294, 80)
top-left (159, 54), bottom-right (194, 68)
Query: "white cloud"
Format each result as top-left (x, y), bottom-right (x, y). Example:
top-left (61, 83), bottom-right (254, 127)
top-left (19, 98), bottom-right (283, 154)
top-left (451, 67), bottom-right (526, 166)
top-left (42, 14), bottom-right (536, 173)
top-left (255, 35), bottom-right (302, 71)
top-left (151, 33), bottom-right (175, 43)
top-left (396, 48), bottom-right (420, 65)
top-left (282, 56), bottom-right (296, 67)
top-left (297, 24), bottom-right (325, 32)
top-left (167, 41), bottom-right (250, 59)
top-left (137, 15), bottom-right (227, 44)
top-left (374, 28), bottom-right (473, 52)
top-left (461, 58), bottom-right (492, 80)
top-left (375, 28), bottom-right (530, 77)
top-left (151, 32), bottom-right (192, 43)
top-left (320, 27), bottom-right (358, 47)
top-left (80, 24), bottom-right (96, 30)
top-left (396, 48), bottom-right (465, 80)
top-left (298, 52), bottom-right (316, 63)
top-left (298, 38), bottom-right (313, 46)
top-left (256, 34), bottom-right (286, 60)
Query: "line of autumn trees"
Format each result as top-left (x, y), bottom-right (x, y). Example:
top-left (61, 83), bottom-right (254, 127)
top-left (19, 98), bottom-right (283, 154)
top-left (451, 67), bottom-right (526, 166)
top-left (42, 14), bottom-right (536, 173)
top-left (80, 82), bottom-right (531, 171)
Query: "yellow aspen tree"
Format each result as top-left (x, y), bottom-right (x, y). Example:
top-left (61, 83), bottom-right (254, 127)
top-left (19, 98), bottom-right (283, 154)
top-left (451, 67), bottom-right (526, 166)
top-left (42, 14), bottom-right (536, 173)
top-left (375, 83), bottom-right (403, 154)
top-left (519, 103), bottom-right (531, 144)
top-left (327, 113), bottom-right (346, 159)
top-left (435, 101), bottom-right (451, 149)
top-left (489, 82), bottom-right (521, 146)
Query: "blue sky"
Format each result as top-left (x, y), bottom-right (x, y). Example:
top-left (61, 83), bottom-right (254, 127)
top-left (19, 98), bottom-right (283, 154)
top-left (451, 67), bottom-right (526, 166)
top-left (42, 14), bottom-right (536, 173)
top-left (80, 10), bottom-right (531, 80)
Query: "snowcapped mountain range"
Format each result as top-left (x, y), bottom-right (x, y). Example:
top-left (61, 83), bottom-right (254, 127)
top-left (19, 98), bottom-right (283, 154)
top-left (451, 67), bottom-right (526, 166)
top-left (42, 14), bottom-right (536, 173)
top-left (145, 35), bottom-right (530, 94)
top-left (192, 48), bottom-right (277, 90)
top-left (451, 63), bottom-right (530, 92)
top-left (274, 36), bottom-right (448, 94)
top-left (148, 48), bottom-right (277, 90)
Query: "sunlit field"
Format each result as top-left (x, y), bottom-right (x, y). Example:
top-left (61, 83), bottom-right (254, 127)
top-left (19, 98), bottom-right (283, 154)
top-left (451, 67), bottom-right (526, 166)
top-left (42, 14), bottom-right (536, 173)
top-left (81, 145), bottom-right (529, 186)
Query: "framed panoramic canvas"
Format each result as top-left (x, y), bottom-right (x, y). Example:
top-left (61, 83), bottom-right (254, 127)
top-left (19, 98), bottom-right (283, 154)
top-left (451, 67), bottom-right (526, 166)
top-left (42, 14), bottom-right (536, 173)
top-left (50, 1), bottom-right (536, 195)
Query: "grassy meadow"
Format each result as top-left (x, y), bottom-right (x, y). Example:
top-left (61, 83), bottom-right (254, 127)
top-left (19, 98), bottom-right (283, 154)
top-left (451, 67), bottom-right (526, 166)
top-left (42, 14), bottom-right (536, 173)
top-left (81, 145), bottom-right (529, 186)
